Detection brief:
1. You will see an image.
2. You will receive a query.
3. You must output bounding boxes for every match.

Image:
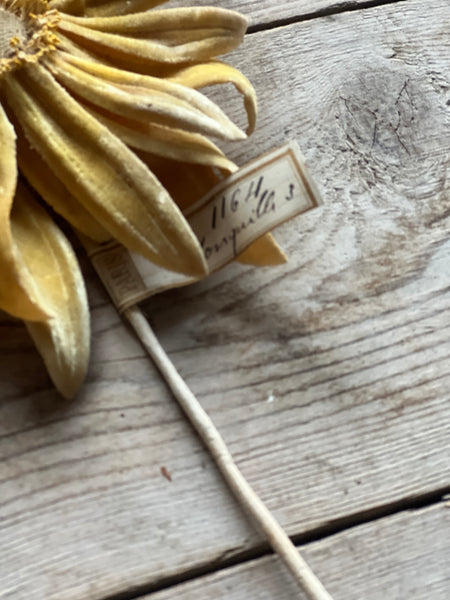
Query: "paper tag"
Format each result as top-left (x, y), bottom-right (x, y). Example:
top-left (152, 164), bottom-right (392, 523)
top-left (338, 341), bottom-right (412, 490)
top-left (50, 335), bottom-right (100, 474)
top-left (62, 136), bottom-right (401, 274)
top-left (87, 141), bottom-right (321, 311)
top-left (186, 140), bottom-right (321, 271)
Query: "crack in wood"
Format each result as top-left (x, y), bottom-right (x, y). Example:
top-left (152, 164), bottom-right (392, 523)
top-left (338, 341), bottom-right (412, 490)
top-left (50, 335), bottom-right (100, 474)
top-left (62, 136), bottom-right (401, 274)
top-left (247, 0), bottom-right (410, 34)
top-left (98, 489), bottom-right (450, 600)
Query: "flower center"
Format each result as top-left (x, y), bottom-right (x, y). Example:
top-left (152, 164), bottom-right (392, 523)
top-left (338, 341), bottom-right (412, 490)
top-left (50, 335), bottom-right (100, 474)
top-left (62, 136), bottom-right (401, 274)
top-left (0, 8), bottom-right (26, 56)
top-left (0, 0), bottom-right (60, 75)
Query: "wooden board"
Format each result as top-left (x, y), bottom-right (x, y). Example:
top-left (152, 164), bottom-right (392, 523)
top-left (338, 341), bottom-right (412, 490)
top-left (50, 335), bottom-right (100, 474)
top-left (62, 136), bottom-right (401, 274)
top-left (141, 502), bottom-right (450, 599)
top-left (169, 0), bottom-right (384, 27)
top-left (1, 1), bottom-right (449, 599)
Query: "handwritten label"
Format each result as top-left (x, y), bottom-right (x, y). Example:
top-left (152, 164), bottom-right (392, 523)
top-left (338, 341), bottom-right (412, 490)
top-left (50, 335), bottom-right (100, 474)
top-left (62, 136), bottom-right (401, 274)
top-left (186, 141), bottom-right (321, 270)
top-left (87, 141), bottom-right (322, 312)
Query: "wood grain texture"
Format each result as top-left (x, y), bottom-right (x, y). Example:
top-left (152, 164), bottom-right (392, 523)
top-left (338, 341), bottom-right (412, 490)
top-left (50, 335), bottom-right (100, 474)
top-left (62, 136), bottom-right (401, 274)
top-left (1, 1), bottom-right (449, 599)
top-left (168, 0), bottom-right (394, 27)
top-left (142, 502), bottom-right (450, 600)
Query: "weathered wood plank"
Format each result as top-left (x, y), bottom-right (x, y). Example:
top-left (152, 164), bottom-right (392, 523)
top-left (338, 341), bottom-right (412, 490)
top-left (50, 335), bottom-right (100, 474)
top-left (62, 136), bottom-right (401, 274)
top-left (150, 0), bottom-right (450, 532)
top-left (141, 502), bottom-right (450, 599)
top-left (1, 1), bottom-right (449, 599)
top-left (169, 0), bottom-right (393, 27)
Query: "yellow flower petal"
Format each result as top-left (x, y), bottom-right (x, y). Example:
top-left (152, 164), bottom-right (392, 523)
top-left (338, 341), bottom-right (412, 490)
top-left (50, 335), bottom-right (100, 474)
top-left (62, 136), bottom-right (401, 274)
top-left (236, 234), bottom-right (287, 266)
top-left (50, 0), bottom-right (169, 18)
top-left (12, 184), bottom-right (90, 398)
top-left (138, 153), bottom-right (229, 212)
top-left (57, 8), bottom-right (247, 68)
top-left (88, 106), bottom-right (238, 171)
top-left (59, 52), bottom-right (245, 137)
top-left (0, 103), bottom-right (47, 322)
top-left (138, 155), bottom-right (286, 267)
top-left (86, 0), bottom-right (169, 18)
top-left (5, 63), bottom-right (207, 277)
top-left (46, 52), bottom-right (246, 141)
top-left (169, 61), bottom-right (257, 135)
top-left (12, 118), bottom-right (110, 243)
top-left (49, 0), bottom-right (85, 15)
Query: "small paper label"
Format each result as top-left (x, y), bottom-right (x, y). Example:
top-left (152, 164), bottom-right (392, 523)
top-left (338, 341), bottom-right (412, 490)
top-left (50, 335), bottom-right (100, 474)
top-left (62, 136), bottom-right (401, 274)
top-left (87, 241), bottom-right (148, 310)
top-left (87, 141), bottom-right (321, 311)
top-left (186, 141), bottom-right (321, 271)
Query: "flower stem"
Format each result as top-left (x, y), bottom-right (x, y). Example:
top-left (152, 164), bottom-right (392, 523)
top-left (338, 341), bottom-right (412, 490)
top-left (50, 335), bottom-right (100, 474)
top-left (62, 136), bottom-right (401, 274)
top-left (125, 306), bottom-right (334, 600)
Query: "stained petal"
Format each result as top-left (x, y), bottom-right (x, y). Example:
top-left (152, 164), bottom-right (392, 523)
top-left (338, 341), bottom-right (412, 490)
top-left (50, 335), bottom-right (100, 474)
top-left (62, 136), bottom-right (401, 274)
top-left (5, 63), bottom-right (207, 277)
top-left (12, 184), bottom-right (90, 398)
top-left (0, 103), bottom-right (47, 321)
top-left (57, 8), bottom-right (247, 68)
top-left (46, 52), bottom-right (246, 141)
top-left (169, 61), bottom-right (257, 135)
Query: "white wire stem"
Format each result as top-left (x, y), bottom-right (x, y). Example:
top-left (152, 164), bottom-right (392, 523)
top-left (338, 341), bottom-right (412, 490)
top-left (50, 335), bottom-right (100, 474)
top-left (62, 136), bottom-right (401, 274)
top-left (125, 306), bottom-right (334, 600)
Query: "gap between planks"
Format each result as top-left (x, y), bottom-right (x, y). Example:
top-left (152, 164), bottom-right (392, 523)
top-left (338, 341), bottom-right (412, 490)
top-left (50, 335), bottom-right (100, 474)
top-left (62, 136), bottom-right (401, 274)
top-left (91, 2), bottom-right (449, 598)
top-left (246, 0), bottom-right (410, 34)
top-left (99, 487), bottom-right (450, 600)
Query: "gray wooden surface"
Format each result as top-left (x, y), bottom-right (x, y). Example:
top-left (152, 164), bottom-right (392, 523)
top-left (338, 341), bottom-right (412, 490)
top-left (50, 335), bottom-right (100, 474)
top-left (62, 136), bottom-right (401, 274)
top-left (143, 502), bottom-right (450, 600)
top-left (169, 0), bottom-right (379, 26)
top-left (1, 1), bottom-right (449, 599)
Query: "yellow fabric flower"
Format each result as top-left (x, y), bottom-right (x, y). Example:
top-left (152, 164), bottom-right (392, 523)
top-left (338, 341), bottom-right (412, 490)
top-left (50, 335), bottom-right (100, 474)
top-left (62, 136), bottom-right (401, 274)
top-left (0, 0), bottom-right (281, 397)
